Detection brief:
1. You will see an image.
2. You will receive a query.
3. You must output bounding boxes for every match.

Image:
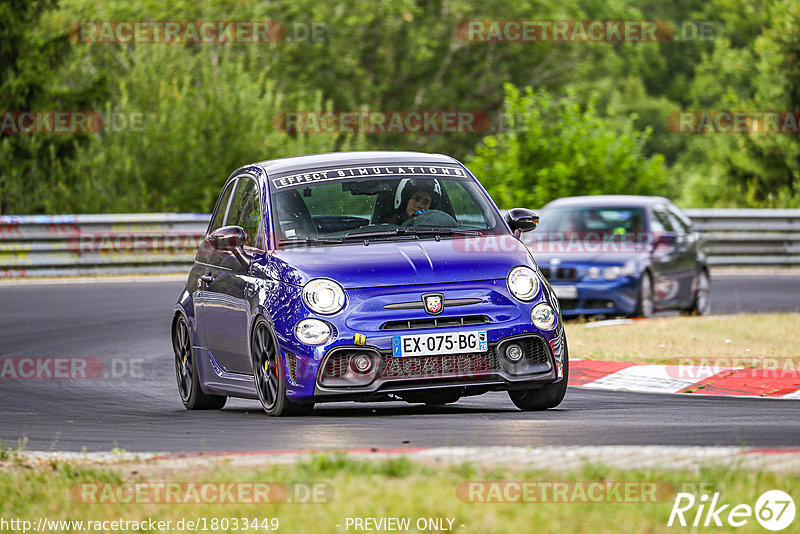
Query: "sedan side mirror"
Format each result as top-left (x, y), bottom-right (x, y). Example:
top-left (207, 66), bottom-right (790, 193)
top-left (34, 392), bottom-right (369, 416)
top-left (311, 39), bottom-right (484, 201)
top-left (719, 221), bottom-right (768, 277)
top-left (652, 233), bottom-right (677, 251)
top-left (505, 208), bottom-right (539, 237)
top-left (207, 225), bottom-right (251, 266)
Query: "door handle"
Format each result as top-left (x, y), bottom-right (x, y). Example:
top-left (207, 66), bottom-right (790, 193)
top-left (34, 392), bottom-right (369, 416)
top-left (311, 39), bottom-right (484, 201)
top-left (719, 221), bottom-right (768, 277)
top-left (200, 273), bottom-right (215, 285)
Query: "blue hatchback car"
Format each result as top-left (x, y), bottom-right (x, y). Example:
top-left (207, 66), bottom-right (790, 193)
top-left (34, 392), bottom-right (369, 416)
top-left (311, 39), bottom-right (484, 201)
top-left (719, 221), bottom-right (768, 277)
top-left (527, 196), bottom-right (710, 318)
top-left (172, 151), bottom-right (567, 416)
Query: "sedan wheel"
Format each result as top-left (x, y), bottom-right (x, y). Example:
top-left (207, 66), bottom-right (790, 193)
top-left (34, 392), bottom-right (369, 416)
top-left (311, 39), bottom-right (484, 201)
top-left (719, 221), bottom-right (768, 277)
top-left (632, 273), bottom-right (654, 318)
top-left (687, 271), bottom-right (711, 316)
top-left (251, 319), bottom-right (314, 417)
top-left (172, 315), bottom-right (226, 410)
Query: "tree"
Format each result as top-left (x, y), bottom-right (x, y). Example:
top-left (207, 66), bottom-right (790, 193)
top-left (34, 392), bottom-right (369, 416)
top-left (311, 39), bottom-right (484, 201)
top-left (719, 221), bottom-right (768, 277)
top-left (467, 84), bottom-right (668, 209)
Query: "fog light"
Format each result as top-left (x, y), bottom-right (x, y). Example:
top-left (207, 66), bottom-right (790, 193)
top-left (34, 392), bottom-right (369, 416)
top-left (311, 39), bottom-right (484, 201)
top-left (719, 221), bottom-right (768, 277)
top-left (532, 303), bottom-right (556, 330)
top-left (295, 319), bottom-right (331, 345)
top-left (505, 343), bottom-right (524, 362)
top-left (351, 354), bottom-right (374, 374)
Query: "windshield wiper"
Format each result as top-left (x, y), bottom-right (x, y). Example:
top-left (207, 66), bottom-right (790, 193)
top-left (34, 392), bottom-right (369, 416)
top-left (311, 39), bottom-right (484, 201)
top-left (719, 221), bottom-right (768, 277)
top-left (277, 237), bottom-right (344, 246)
top-left (342, 228), bottom-right (419, 240)
top-left (343, 228), bottom-right (483, 240)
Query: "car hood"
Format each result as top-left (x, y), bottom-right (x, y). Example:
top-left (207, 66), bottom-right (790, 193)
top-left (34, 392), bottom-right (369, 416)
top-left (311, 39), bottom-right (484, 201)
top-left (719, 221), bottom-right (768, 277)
top-left (267, 236), bottom-right (532, 289)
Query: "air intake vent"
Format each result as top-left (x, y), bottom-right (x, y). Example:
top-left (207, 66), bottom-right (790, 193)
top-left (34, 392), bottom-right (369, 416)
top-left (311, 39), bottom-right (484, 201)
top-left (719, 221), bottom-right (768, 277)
top-left (381, 315), bottom-right (490, 331)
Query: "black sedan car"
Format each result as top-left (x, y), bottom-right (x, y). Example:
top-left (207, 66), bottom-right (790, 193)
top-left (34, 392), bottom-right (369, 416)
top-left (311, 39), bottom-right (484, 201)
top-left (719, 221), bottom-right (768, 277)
top-left (524, 195), bottom-right (710, 317)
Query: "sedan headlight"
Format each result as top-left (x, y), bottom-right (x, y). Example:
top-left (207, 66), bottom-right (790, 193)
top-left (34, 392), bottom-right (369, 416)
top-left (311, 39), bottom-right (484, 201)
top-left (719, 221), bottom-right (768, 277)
top-left (532, 303), bottom-right (556, 330)
top-left (302, 278), bottom-right (346, 315)
top-left (602, 266), bottom-right (622, 280)
top-left (295, 319), bottom-right (331, 345)
top-left (507, 266), bottom-right (540, 301)
top-left (603, 260), bottom-right (637, 281)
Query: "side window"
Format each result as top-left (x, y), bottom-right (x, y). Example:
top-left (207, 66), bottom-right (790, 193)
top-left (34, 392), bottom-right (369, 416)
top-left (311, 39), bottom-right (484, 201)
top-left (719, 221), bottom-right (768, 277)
top-left (667, 205), bottom-right (691, 235)
top-left (226, 177), bottom-right (264, 248)
top-left (650, 204), bottom-right (674, 233)
top-left (208, 180), bottom-right (235, 234)
top-left (446, 180), bottom-right (494, 228)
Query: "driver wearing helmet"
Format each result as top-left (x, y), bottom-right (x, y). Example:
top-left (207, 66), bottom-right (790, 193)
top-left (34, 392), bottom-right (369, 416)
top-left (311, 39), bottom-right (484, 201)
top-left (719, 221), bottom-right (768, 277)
top-left (386, 178), bottom-right (442, 225)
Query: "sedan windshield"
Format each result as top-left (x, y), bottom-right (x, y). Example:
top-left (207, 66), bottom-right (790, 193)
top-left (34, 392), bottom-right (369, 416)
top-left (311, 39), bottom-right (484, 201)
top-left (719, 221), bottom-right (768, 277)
top-left (537, 207), bottom-right (646, 236)
top-left (270, 174), bottom-right (504, 245)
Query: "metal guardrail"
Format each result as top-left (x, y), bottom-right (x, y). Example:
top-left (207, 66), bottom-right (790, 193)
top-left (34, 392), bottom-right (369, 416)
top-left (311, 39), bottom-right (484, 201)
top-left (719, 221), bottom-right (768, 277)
top-left (685, 209), bottom-right (800, 266)
top-left (0, 209), bottom-right (798, 277)
top-left (0, 214), bottom-right (209, 278)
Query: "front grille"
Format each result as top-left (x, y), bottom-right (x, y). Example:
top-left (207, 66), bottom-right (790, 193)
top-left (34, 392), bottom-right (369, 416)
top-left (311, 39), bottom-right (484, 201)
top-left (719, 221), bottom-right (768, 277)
top-left (322, 352), bottom-right (351, 378)
top-left (559, 299), bottom-right (578, 310)
top-left (381, 315), bottom-right (490, 331)
top-left (584, 299), bottom-right (615, 309)
top-left (319, 336), bottom-right (551, 384)
top-left (540, 267), bottom-right (577, 281)
top-left (501, 337), bottom-right (550, 366)
top-left (378, 351), bottom-right (499, 379)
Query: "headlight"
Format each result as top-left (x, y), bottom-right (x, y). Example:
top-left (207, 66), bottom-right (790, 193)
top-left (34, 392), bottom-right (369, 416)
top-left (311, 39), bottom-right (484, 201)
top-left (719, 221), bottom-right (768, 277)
top-left (621, 259), bottom-right (637, 276)
top-left (587, 266), bottom-right (600, 279)
top-left (295, 319), bottom-right (331, 345)
top-left (532, 303), bottom-right (556, 330)
top-left (602, 266), bottom-right (622, 281)
top-left (507, 266), bottom-right (540, 301)
top-left (302, 278), bottom-right (346, 315)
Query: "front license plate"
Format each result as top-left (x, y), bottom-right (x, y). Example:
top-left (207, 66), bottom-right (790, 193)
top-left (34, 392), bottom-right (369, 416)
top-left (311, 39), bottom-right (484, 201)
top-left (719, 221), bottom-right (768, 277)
top-left (392, 331), bottom-right (488, 358)
top-left (553, 285), bottom-right (578, 299)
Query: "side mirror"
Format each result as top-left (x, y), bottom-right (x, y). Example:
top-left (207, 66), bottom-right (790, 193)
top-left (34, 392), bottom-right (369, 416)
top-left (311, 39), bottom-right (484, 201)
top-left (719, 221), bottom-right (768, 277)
top-left (207, 225), bottom-right (251, 266)
top-left (505, 208), bottom-right (539, 237)
top-left (652, 233), bottom-right (677, 251)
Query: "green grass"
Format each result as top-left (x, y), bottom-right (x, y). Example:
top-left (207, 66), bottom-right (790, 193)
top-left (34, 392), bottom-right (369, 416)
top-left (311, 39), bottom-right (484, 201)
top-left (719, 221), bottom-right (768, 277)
top-left (1, 454), bottom-right (797, 533)
top-left (565, 313), bottom-right (800, 365)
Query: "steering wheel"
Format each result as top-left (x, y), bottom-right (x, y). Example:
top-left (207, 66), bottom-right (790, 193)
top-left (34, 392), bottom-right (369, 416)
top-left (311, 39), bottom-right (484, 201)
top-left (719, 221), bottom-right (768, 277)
top-left (401, 209), bottom-right (458, 228)
top-left (401, 209), bottom-right (428, 226)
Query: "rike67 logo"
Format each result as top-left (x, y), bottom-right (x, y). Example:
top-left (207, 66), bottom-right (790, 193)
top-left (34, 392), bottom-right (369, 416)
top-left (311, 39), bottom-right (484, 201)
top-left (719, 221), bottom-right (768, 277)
top-left (668, 490), bottom-right (795, 531)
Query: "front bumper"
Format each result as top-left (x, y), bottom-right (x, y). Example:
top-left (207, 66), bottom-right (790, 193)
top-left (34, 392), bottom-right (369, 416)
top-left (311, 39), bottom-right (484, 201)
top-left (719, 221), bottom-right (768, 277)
top-left (550, 276), bottom-right (639, 316)
top-left (312, 333), bottom-right (558, 399)
top-left (274, 279), bottom-right (565, 401)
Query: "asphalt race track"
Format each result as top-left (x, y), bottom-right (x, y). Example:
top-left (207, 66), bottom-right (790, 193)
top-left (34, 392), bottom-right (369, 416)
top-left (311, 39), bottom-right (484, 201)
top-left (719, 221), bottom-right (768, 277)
top-left (1, 275), bottom-right (798, 452)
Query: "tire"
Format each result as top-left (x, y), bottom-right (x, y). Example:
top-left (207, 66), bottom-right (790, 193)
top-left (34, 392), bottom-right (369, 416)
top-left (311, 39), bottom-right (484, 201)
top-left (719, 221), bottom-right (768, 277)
top-left (173, 315), bottom-right (227, 410)
top-left (507, 344), bottom-right (569, 411)
top-left (251, 318), bottom-right (314, 417)
top-left (631, 272), bottom-right (654, 318)
top-left (685, 270), bottom-right (711, 316)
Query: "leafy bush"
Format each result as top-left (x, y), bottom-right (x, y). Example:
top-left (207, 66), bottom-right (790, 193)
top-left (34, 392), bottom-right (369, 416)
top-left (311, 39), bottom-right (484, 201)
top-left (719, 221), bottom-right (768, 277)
top-left (467, 84), bottom-right (669, 209)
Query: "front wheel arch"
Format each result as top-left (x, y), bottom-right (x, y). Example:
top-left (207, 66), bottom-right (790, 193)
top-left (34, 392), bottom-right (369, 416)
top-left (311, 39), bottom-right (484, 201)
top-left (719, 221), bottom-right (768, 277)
top-left (250, 315), bottom-right (313, 416)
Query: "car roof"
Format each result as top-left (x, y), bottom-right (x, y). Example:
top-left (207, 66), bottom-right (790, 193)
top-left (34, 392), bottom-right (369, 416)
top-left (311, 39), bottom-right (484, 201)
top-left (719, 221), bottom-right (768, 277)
top-left (542, 195), bottom-right (672, 209)
top-left (252, 151), bottom-right (459, 176)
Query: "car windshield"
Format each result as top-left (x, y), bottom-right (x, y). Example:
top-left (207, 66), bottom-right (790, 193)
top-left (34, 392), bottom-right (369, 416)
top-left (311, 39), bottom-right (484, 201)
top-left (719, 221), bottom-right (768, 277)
top-left (270, 172), bottom-right (505, 245)
top-left (536, 207), bottom-right (646, 236)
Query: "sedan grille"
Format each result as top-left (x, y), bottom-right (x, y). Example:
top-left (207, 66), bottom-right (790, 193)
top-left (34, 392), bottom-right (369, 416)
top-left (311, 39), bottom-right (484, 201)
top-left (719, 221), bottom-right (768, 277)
top-left (540, 267), bottom-right (577, 281)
